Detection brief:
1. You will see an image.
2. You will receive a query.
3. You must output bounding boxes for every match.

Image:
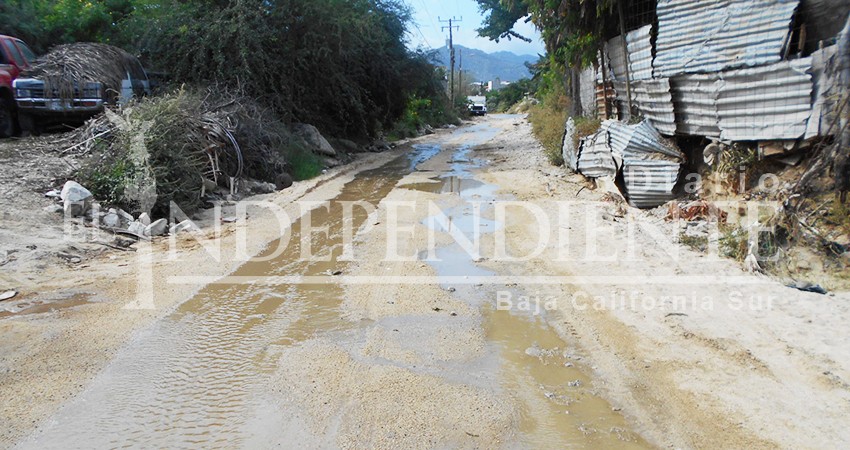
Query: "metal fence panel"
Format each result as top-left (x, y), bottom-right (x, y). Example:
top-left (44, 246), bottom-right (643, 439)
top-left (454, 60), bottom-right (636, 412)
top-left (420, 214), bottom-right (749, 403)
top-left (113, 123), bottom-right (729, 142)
top-left (577, 131), bottom-right (618, 178)
top-left (632, 79), bottom-right (677, 136)
top-left (627, 25), bottom-right (654, 81)
top-left (671, 74), bottom-right (723, 137)
top-left (655, 0), bottom-right (799, 77)
top-left (717, 57), bottom-right (813, 141)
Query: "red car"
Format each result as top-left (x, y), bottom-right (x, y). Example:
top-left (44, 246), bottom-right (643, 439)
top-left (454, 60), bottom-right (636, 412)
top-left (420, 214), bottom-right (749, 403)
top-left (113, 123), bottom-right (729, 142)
top-left (0, 34), bottom-right (35, 137)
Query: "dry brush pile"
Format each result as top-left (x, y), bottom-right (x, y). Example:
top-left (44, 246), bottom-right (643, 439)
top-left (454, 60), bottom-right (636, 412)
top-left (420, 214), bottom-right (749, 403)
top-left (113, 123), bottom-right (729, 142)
top-left (21, 43), bottom-right (145, 102)
top-left (68, 87), bottom-right (315, 217)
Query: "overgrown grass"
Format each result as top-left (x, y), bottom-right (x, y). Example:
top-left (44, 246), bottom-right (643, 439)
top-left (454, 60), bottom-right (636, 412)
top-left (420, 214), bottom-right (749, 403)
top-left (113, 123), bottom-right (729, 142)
top-left (719, 224), bottom-right (782, 267)
top-left (286, 144), bottom-right (323, 181)
top-left (387, 96), bottom-right (459, 141)
top-left (573, 117), bottom-right (602, 148)
top-left (824, 197), bottom-right (850, 238)
top-left (84, 158), bottom-right (138, 209)
top-left (528, 93), bottom-right (569, 166)
top-left (679, 233), bottom-right (709, 252)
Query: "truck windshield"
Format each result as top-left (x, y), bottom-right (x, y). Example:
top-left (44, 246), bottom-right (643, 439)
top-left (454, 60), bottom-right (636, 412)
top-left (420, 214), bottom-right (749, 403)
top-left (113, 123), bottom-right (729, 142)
top-left (15, 40), bottom-right (36, 64)
top-left (2, 40), bottom-right (24, 66)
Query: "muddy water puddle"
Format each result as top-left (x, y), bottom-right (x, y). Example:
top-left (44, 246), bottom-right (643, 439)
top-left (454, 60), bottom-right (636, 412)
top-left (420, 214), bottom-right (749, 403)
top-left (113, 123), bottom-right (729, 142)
top-left (420, 144), bottom-right (650, 448)
top-left (0, 292), bottom-right (93, 319)
top-left (19, 119), bottom-right (649, 449)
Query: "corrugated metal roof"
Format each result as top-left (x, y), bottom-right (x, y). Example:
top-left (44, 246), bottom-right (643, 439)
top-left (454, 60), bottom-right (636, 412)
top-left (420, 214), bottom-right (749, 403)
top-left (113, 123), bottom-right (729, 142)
top-left (602, 120), bottom-right (684, 207)
top-left (717, 57), bottom-right (813, 140)
top-left (671, 73), bottom-right (722, 137)
top-left (626, 25), bottom-right (654, 81)
top-left (577, 131), bottom-right (617, 178)
top-left (632, 79), bottom-right (677, 136)
top-left (655, 0), bottom-right (799, 77)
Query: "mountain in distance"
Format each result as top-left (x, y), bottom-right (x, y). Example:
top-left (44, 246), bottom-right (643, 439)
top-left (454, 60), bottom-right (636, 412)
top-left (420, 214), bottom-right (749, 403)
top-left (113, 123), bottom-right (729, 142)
top-left (432, 45), bottom-right (538, 83)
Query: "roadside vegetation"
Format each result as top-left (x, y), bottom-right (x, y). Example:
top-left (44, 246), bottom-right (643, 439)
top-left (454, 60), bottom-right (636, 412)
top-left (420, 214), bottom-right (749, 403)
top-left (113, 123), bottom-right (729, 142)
top-left (2, 0), bottom-right (464, 216)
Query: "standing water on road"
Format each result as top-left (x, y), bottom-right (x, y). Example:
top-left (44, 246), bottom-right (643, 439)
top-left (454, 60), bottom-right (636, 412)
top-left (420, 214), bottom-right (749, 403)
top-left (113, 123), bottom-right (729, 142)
top-left (18, 118), bottom-right (649, 449)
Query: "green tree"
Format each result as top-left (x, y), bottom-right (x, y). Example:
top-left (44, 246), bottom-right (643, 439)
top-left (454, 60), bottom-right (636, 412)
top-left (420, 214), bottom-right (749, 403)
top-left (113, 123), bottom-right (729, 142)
top-left (475, 0), bottom-right (615, 70)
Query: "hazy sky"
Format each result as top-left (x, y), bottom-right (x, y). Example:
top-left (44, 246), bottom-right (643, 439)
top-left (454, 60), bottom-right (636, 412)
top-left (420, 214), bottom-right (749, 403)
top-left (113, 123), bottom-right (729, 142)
top-left (405, 0), bottom-right (546, 56)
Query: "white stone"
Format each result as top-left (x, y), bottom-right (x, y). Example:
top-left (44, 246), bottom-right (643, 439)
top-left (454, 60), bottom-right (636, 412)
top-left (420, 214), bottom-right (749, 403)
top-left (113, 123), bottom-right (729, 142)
top-left (60, 181), bottom-right (92, 203)
top-left (102, 212), bottom-right (121, 228)
top-left (144, 218), bottom-right (168, 237)
top-left (169, 219), bottom-right (198, 235)
top-left (127, 221), bottom-right (147, 236)
top-left (138, 213), bottom-right (151, 226)
top-left (116, 209), bottom-right (135, 223)
top-left (292, 123), bottom-right (336, 157)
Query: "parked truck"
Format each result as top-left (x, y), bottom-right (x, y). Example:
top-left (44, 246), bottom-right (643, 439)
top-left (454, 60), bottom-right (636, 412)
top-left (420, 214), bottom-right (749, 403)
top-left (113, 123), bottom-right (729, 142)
top-left (0, 34), bottom-right (35, 137)
top-left (13, 42), bottom-right (151, 134)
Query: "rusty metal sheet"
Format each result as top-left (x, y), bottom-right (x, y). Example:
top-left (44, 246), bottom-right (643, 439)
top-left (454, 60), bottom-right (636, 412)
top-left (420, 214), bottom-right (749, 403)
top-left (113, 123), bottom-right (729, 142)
top-left (655, 0), bottom-right (799, 77)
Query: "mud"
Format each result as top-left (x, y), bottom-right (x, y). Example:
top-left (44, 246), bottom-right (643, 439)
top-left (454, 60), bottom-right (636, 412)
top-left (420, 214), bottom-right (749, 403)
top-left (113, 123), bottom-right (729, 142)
top-left (9, 114), bottom-right (849, 449)
top-left (15, 118), bottom-right (649, 449)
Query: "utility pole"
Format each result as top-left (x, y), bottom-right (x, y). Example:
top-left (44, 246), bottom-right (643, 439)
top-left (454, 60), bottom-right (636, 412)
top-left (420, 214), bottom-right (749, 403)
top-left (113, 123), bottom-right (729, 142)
top-left (440, 16), bottom-right (461, 104)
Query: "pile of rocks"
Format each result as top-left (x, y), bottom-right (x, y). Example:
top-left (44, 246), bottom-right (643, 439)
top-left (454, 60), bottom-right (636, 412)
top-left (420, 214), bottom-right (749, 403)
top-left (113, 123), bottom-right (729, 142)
top-left (46, 181), bottom-right (196, 239)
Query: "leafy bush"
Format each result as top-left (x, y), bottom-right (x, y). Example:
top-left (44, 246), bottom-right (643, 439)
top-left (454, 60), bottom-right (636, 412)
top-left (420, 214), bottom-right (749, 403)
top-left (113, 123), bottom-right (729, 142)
top-left (486, 78), bottom-right (537, 113)
top-left (133, 0), bottom-right (427, 140)
top-left (286, 144), bottom-right (324, 181)
top-left (84, 158), bottom-right (138, 207)
top-left (527, 83), bottom-right (569, 166)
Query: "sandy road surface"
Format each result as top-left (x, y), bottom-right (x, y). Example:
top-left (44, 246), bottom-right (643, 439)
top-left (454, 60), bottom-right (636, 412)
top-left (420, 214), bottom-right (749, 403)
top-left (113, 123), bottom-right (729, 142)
top-left (2, 115), bottom-right (849, 449)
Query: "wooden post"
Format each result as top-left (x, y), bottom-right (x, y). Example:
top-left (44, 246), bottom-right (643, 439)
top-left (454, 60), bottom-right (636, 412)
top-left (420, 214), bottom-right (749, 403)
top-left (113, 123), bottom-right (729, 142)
top-left (617, 0), bottom-right (634, 118)
top-left (600, 48), bottom-right (610, 119)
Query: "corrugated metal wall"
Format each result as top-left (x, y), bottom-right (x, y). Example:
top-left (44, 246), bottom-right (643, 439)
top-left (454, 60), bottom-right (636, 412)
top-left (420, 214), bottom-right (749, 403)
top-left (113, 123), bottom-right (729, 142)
top-left (632, 79), bottom-right (677, 136)
top-left (655, 0), bottom-right (799, 77)
top-left (671, 74), bottom-right (722, 137)
top-left (717, 58), bottom-right (814, 141)
top-left (577, 131), bottom-right (618, 178)
top-left (579, 66), bottom-right (597, 118)
top-left (593, 0), bottom-right (836, 143)
top-left (566, 0), bottom-right (848, 208)
top-left (626, 25), bottom-right (654, 81)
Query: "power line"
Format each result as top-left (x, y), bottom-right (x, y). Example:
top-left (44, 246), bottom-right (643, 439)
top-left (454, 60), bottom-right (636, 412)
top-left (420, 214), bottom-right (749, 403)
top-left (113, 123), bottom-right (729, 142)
top-left (400, 0), bottom-right (433, 49)
top-left (440, 16), bottom-right (462, 104)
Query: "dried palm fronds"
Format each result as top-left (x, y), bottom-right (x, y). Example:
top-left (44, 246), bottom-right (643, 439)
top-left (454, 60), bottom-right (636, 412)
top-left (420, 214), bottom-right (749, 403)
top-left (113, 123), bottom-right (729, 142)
top-left (21, 43), bottom-right (145, 102)
top-left (71, 86), bottom-right (300, 216)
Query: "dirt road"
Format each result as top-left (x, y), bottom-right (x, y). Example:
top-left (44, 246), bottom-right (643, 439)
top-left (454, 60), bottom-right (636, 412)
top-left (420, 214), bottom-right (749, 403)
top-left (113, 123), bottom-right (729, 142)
top-left (2, 115), bottom-right (849, 449)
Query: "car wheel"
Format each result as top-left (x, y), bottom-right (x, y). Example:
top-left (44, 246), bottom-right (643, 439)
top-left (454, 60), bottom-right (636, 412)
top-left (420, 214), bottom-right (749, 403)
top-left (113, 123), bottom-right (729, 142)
top-left (0, 97), bottom-right (14, 138)
top-left (17, 112), bottom-right (36, 137)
